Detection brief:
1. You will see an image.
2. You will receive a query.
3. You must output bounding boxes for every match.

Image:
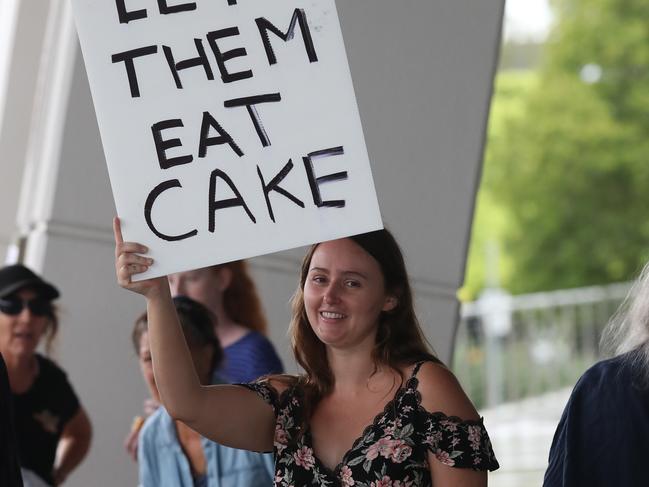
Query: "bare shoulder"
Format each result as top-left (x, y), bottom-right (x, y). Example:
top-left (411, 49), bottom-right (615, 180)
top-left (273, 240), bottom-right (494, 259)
top-left (410, 361), bottom-right (480, 421)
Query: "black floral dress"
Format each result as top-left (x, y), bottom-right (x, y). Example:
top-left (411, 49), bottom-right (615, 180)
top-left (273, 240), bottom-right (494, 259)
top-left (239, 362), bottom-right (499, 486)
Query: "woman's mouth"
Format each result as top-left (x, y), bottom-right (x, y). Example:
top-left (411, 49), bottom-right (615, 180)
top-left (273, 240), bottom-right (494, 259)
top-left (13, 331), bottom-right (34, 341)
top-left (320, 311), bottom-right (346, 320)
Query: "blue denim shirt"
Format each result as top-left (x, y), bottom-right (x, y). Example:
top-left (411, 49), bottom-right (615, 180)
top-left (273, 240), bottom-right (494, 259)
top-left (138, 407), bottom-right (274, 487)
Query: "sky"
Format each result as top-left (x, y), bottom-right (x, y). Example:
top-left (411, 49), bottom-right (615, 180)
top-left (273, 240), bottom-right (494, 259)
top-left (503, 0), bottom-right (553, 42)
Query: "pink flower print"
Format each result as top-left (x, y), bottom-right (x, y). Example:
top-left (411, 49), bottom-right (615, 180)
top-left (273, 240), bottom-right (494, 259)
top-left (274, 425), bottom-right (289, 453)
top-left (294, 446), bottom-right (315, 470)
top-left (370, 476), bottom-right (393, 487)
top-left (440, 419), bottom-right (457, 432)
top-left (339, 465), bottom-right (355, 486)
top-left (390, 440), bottom-right (413, 463)
top-left (468, 425), bottom-right (482, 450)
top-left (425, 431), bottom-right (442, 447)
top-left (393, 479), bottom-right (414, 487)
top-left (434, 449), bottom-right (456, 467)
top-left (366, 437), bottom-right (396, 461)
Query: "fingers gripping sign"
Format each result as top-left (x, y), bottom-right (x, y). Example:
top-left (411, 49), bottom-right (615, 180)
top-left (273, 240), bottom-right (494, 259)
top-left (113, 217), bottom-right (166, 296)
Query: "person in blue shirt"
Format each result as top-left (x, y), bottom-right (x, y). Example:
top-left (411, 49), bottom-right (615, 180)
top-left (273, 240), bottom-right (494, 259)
top-left (167, 261), bottom-right (284, 383)
top-left (134, 296), bottom-right (274, 487)
top-left (544, 261), bottom-right (649, 486)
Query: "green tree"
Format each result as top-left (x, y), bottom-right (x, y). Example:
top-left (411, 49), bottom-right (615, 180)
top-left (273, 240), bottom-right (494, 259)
top-left (466, 0), bottom-right (649, 296)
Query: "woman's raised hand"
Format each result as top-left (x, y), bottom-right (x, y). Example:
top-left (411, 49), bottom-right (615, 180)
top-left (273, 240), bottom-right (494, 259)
top-left (113, 217), bottom-right (167, 298)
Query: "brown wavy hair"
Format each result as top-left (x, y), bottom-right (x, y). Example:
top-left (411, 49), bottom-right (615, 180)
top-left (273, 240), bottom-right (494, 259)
top-left (287, 228), bottom-right (440, 415)
top-left (214, 260), bottom-right (268, 334)
top-left (43, 304), bottom-right (58, 355)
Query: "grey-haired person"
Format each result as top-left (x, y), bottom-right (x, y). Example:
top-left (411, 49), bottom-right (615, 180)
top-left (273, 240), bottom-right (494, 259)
top-left (545, 261), bottom-right (649, 486)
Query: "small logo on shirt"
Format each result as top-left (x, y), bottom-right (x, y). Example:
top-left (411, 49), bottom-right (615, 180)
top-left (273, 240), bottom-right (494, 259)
top-left (33, 410), bottom-right (60, 434)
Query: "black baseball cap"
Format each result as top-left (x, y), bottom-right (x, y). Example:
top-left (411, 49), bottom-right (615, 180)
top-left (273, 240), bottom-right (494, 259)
top-left (0, 264), bottom-right (60, 300)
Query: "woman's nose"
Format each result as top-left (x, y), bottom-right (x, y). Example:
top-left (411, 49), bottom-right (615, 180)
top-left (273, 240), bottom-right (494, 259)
top-left (17, 306), bottom-right (34, 322)
top-left (323, 284), bottom-right (341, 304)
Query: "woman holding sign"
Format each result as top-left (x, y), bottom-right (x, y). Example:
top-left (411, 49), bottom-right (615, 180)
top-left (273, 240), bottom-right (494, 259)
top-left (114, 218), bottom-right (498, 486)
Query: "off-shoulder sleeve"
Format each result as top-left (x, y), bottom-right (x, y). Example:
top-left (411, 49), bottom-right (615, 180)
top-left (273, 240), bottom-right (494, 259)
top-left (236, 380), bottom-right (280, 417)
top-left (417, 410), bottom-right (499, 471)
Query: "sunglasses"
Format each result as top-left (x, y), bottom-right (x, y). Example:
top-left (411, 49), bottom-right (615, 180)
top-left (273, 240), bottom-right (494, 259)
top-left (0, 297), bottom-right (52, 316)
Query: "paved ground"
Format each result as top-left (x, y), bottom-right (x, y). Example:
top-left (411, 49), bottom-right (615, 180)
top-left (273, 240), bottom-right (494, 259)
top-left (480, 388), bottom-right (573, 487)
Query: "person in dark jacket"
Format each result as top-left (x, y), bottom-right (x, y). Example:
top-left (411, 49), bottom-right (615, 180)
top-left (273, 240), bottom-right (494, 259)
top-left (545, 261), bottom-right (649, 486)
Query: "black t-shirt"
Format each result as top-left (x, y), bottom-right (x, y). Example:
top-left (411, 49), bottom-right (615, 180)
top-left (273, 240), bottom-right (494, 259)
top-left (13, 354), bottom-right (80, 485)
top-left (0, 353), bottom-right (23, 487)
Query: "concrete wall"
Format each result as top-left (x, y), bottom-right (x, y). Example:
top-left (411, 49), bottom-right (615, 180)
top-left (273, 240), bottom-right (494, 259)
top-left (0, 1), bottom-right (504, 485)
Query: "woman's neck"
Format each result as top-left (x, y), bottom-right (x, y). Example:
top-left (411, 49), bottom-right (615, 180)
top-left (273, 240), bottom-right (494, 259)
top-left (3, 351), bottom-right (38, 394)
top-left (327, 345), bottom-right (389, 396)
top-left (209, 304), bottom-right (249, 347)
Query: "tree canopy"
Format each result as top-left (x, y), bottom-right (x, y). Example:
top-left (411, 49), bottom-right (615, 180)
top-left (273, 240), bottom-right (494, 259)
top-left (463, 0), bottom-right (649, 298)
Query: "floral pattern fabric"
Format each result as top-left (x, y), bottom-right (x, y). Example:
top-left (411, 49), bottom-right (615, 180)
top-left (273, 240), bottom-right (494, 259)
top-left (239, 362), bottom-right (499, 486)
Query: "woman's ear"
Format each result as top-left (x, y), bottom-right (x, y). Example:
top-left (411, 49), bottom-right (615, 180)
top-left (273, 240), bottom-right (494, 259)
top-left (382, 295), bottom-right (398, 312)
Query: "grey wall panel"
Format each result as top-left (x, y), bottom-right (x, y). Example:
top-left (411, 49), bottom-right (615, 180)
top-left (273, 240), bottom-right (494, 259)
top-left (48, 46), bottom-right (115, 235)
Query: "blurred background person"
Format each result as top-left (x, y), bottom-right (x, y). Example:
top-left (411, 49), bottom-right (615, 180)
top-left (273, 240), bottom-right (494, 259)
top-left (0, 264), bottom-right (91, 486)
top-left (168, 261), bottom-right (283, 383)
top-left (125, 260), bottom-right (284, 459)
top-left (544, 261), bottom-right (649, 486)
top-left (134, 296), bottom-right (274, 487)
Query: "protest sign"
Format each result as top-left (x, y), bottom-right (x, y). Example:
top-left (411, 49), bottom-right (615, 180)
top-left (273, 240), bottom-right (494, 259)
top-left (71, 0), bottom-right (382, 278)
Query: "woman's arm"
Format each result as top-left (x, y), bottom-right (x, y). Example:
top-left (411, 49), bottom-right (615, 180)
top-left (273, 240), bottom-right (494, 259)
top-left (113, 218), bottom-right (276, 452)
top-left (417, 362), bottom-right (489, 487)
top-left (53, 407), bottom-right (92, 485)
top-left (428, 451), bottom-right (487, 487)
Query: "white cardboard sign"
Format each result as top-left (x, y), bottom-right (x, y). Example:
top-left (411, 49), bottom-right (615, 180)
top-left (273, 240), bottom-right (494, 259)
top-left (71, 0), bottom-right (382, 278)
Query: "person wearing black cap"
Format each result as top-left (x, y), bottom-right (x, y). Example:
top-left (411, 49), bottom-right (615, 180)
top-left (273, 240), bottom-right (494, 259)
top-left (0, 264), bottom-right (92, 486)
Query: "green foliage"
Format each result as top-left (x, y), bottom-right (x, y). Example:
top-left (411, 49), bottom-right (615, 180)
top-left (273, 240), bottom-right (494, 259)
top-left (461, 71), bottom-right (535, 300)
top-left (464, 0), bottom-right (649, 296)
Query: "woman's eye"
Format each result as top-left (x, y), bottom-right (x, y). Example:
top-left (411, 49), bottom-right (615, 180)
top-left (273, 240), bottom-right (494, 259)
top-left (345, 280), bottom-right (360, 288)
top-left (312, 276), bottom-right (327, 284)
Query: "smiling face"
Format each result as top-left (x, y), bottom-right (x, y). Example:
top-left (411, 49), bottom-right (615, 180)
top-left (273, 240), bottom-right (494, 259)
top-left (303, 239), bottom-right (396, 351)
top-left (0, 288), bottom-right (50, 360)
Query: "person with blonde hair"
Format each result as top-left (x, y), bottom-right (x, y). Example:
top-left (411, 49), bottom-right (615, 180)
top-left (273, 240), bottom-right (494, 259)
top-left (544, 262), bottom-right (649, 486)
top-left (114, 218), bottom-right (498, 486)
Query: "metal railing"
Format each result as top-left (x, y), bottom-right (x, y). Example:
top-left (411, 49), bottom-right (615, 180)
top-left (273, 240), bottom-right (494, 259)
top-left (453, 282), bottom-right (631, 409)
